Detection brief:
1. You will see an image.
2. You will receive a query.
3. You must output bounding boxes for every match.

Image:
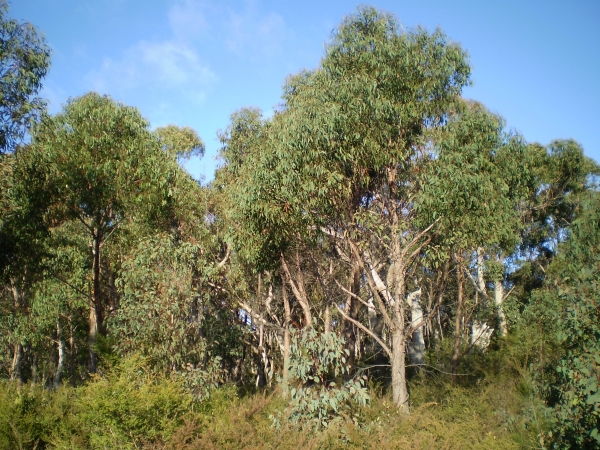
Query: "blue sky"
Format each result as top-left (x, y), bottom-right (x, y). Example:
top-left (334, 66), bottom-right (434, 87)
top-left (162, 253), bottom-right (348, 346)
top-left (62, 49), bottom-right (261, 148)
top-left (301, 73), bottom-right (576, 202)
top-left (13, 0), bottom-right (600, 181)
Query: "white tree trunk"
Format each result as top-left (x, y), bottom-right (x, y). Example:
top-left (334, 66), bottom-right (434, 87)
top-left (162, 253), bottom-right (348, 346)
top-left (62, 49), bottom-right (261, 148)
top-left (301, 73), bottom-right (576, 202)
top-left (55, 322), bottom-right (66, 389)
top-left (407, 288), bottom-right (425, 366)
top-left (494, 280), bottom-right (507, 336)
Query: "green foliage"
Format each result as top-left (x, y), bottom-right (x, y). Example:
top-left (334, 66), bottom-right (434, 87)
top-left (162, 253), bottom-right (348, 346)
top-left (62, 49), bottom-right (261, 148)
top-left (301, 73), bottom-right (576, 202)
top-left (540, 193), bottom-right (600, 448)
top-left (63, 356), bottom-right (192, 449)
top-left (0, 0), bottom-right (50, 154)
top-left (0, 382), bottom-right (74, 449)
top-left (111, 233), bottom-right (235, 399)
top-left (279, 329), bottom-right (370, 430)
top-left (419, 101), bottom-right (529, 253)
top-left (154, 124), bottom-right (205, 163)
top-left (0, 357), bottom-right (193, 449)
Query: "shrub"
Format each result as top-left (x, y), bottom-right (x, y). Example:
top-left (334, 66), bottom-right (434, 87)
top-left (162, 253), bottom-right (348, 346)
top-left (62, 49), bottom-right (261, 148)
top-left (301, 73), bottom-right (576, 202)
top-left (275, 328), bottom-right (370, 430)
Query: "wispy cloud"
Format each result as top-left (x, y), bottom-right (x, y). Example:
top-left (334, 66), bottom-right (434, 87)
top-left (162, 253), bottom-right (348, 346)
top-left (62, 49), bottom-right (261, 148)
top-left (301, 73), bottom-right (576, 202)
top-left (85, 39), bottom-right (216, 103)
top-left (226, 6), bottom-right (287, 58)
top-left (138, 41), bottom-right (215, 88)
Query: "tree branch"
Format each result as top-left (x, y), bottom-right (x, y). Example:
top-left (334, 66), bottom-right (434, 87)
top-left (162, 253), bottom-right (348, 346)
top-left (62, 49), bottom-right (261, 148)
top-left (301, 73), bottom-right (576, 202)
top-left (334, 303), bottom-right (392, 358)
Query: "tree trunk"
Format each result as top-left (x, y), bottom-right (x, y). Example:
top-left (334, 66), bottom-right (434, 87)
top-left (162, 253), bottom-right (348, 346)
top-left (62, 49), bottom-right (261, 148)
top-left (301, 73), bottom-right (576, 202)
top-left (89, 230), bottom-right (102, 374)
top-left (55, 321), bottom-right (66, 389)
top-left (280, 254), bottom-right (312, 328)
top-left (10, 279), bottom-right (25, 383)
top-left (31, 353), bottom-right (38, 385)
top-left (407, 288), bottom-right (425, 366)
top-left (343, 263), bottom-right (361, 375)
top-left (10, 343), bottom-right (23, 383)
top-left (452, 260), bottom-right (464, 377)
top-left (391, 328), bottom-right (409, 414)
top-left (494, 280), bottom-right (507, 336)
top-left (281, 286), bottom-right (292, 397)
top-left (470, 247), bottom-right (493, 349)
top-left (69, 316), bottom-right (76, 386)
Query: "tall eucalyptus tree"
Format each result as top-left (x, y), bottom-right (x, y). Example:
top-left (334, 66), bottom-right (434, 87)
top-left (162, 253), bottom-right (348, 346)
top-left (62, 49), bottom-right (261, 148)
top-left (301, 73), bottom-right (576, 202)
top-left (22, 93), bottom-right (184, 373)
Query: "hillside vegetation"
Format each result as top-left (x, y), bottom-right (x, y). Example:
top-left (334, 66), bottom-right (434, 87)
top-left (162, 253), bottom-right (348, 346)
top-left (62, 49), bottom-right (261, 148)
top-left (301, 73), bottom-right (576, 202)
top-left (0, 4), bottom-right (599, 449)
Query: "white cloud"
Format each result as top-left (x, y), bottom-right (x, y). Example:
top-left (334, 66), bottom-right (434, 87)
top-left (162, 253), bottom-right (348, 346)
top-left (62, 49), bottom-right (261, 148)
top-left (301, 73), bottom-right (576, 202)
top-left (138, 41), bottom-right (215, 87)
top-left (85, 40), bottom-right (216, 103)
top-left (226, 5), bottom-right (287, 58)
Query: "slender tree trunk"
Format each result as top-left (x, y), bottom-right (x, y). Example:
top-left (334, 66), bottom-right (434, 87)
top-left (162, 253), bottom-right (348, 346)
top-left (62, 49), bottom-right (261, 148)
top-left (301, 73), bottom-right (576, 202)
top-left (10, 343), bottom-right (23, 383)
top-left (68, 316), bottom-right (76, 386)
top-left (55, 321), bottom-right (66, 389)
top-left (281, 286), bottom-right (291, 396)
top-left (256, 321), bottom-right (266, 387)
top-left (391, 328), bottom-right (409, 414)
top-left (470, 247), bottom-right (493, 349)
top-left (494, 280), bottom-right (507, 336)
top-left (31, 354), bottom-right (38, 385)
top-left (343, 263), bottom-right (361, 375)
top-left (89, 230), bottom-right (102, 374)
top-left (10, 280), bottom-right (25, 383)
top-left (407, 288), bottom-right (424, 366)
top-left (280, 254), bottom-right (312, 327)
top-left (452, 259), bottom-right (464, 377)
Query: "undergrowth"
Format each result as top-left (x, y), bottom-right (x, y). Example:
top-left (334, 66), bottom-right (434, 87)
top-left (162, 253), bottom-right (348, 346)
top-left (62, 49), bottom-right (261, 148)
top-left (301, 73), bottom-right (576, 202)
top-left (0, 357), bottom-right (550, 449)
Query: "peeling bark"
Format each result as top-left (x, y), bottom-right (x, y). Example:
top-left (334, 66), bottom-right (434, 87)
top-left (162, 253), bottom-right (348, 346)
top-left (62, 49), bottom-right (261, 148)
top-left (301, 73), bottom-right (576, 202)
top-left (55, 321), bottom-right (66, 389)
top-left (407, 288), bottom-right (424, 366)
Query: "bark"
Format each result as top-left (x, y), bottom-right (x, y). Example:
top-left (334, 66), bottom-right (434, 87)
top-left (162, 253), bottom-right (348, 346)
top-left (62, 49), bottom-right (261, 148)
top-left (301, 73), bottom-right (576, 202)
top-left (55, 321), bottom-right (66, 389)
top-left (10, 343), bottom-right (23, 383)
top-left (280, 254), bottom-right (312, 327)
top-left (494, 280), bottom-right (507, 336)
top-left (281, 286), bottom-right (291, 397)
top-left (31, 354), bottom-right (38, 385)
top-left (89, 229), bottom-right (102, 374)
top-left (471, 248), bottom-right (493, 349)
top-left (452, 260), bottom-right (464, 377)
top-left (407, 288), bottom-right (425, 366)
top-left (10, 281), bottom-right (24, 383)
top-left (69, 318), bottom-right (76, 386)
top-left (256, 321), bottom-right (266, 387)
top-left (343, 263), bottom-right (361, 375)
top-left (391, 328), bottom-right (409, 414)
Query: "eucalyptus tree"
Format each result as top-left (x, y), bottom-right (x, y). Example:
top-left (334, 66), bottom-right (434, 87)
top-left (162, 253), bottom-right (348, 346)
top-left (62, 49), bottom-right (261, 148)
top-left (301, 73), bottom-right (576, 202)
top-left (21, 93), bottom-right (187, 373)
top-left (418, 101), bottom-right (530, 370)
top-left (508, 139), bottom-right (600, 307)
top-left (0, 0), bottom-right (50, 155)
top-left (0, 151), bottom-right (52, 381)
top-left (216, 107), bottom-right (318, 388)
top-left (219, 7), bottom-right (471, 412)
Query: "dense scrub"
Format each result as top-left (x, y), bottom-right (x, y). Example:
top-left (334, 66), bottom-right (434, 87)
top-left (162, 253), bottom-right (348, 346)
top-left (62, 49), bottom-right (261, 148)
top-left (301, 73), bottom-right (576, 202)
top-left (0, 353), bottom-right (548, 450)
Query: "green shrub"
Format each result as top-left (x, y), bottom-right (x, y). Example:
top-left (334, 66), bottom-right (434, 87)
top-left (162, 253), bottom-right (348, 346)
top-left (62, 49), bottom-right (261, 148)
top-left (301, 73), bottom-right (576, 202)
top-left (52, 355), bottom-right (192, 449)
top-left (274, 329), bottom-right (370, 430)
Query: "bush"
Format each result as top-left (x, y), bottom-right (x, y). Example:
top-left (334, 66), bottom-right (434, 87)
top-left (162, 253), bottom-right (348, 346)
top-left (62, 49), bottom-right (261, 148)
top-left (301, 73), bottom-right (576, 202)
top-left (274, 329), bottom-right (370, 430)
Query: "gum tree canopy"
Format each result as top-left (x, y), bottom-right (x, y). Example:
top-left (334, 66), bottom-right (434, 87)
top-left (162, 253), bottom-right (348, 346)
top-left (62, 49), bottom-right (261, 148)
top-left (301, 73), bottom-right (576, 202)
top-left (220, 7), bottom-right (472, 412)
top-left (0, 0), bottom-right (50, 154)
top-left (22, 93), bottom-right (180, 373)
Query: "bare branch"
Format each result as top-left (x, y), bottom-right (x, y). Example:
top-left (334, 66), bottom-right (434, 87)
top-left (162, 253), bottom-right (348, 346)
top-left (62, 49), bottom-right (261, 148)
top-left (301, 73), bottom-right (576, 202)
top-left (464, 266), bottom-right (489, 299)
top-left (399, 218), bottom-right (440, 261)
top-left (347, 239), bottom-right (394, 328)
top-left (217, 244), bottom-right (231, 269)
top-left (334, 279), bottom-right (372, 310)
top-left (334, 303), bottom-right (392, 358)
